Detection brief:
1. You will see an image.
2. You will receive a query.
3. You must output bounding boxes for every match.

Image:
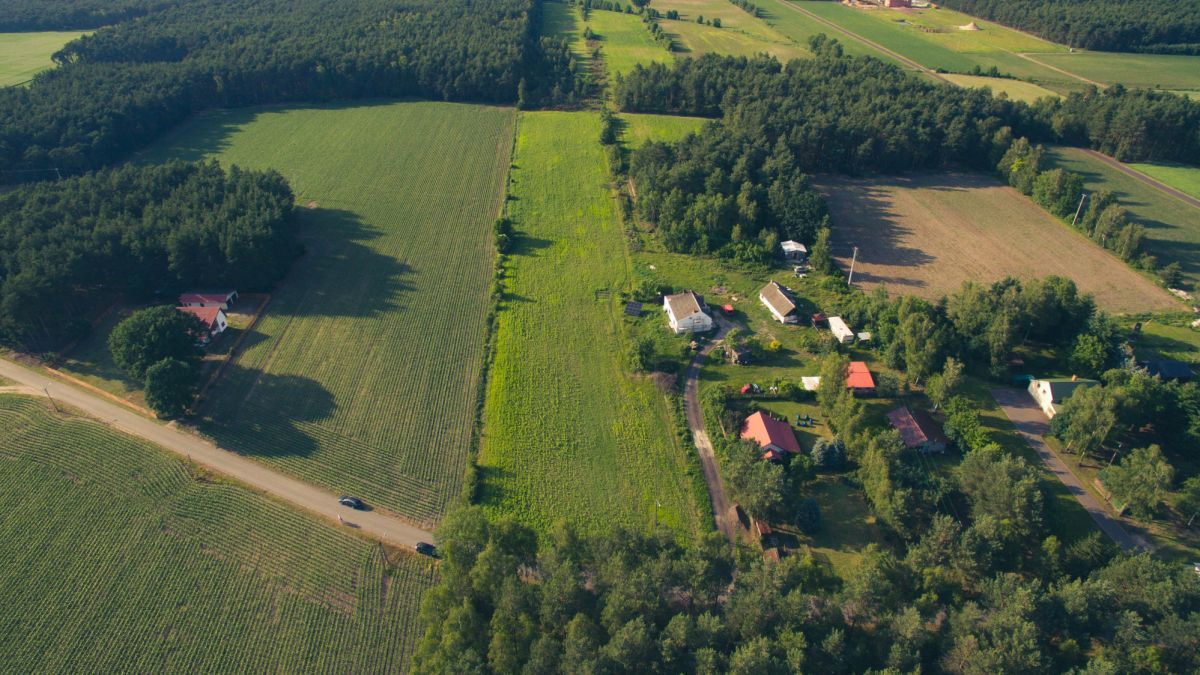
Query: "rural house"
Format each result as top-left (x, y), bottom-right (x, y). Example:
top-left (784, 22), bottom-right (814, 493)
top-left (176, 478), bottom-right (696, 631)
top-left (741, 411), bottom-right (802, 461)
top-left (828, 316), bottom-right (855, 344)
top-left (759, 281), bottom-right (799, 324)
top-left (780, 240), bottom-right (807, 262)
top-left (663, 291), bottom-right (713, 334)
top-left (847, 361), bottom-right (875, 395)
top-left (1028, 376), bottom-right (1099, 418)
top-left (177, 305), bottom-right (229, 343)
top-left (886, 406), bottom-right (948, 453)
top-left (178, 290), bottom-right (238, 310)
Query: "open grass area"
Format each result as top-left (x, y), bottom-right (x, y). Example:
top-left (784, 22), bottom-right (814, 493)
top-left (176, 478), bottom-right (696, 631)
top-left (1130, 319), bottom-right (1200, 364)
top-left (1034, 51), bottom-right (1200, 93)
top-left (477, 111), bottom-right (704, 535)
top-left (0, 393), bottom-right (434, 672)
top-left (587, 10), bottom-right (672, 79)
top-left (0, 31), bottom-right (86, 86)
top-left (790, 475), bottom-right (886, 576)
top-left (753, 0), bottom-right (904, 63)
top-left (818, 172), bottom-right (1180, 313)
top-left (942, 73), bottom-right (1059, 103)
top-left (139, 101), bottom-right (514, 525)
top-left (1045, 147), bottom-right (1200, 289)
top-left (620, 112), bottom-right (709, 147)
top-left (665, 17), bottom-right (807, 61)
top-left (1127, 163), bottom-right (1200, 201)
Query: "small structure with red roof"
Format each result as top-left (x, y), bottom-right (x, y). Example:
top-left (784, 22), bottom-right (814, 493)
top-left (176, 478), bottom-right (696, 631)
top-left (741, 410), bottom-right (801, 461)
top-left (886, 406), bottom-right (948, 453)
top-left (846, 361), bottom-right (875, 395)
top-left (179, 290), bottom-right (238, 311)
top-left (177, 305), bottom-right (228, 344)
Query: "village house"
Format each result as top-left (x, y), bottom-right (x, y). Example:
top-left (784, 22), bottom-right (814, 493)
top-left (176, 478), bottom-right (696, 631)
top-left (1028, 376), bottom-right (1099, 418)
top-left (177, 305), bottom-right (229, 345)
top-left (663, 291), bottom-right (713, 334)
top-left (759, 281), bottom-right (799, 324)
top-left (847, 361), bottom-right (875, 395)
top-left (741, 410), bottom-right (802, 461)
top-left (828, 315), bottom-right (855, 344)
top-left (178, 290), bottom-right (238, 311)
top-left (886, 406), bottom-right (948, 453)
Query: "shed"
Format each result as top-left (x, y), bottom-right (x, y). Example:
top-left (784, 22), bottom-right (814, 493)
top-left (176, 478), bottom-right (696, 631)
top-left (801, 376), bottom-right (821, 392)
top-left (811, 312), bottom-right (827, 328)
top-left (886, 406), bottom-right (948, 453)
top-left (828, 316), bottom-right (855, 344)
top-left (759, 281), bottom-right (799, 324)
top-left (846, 361), bottom-right (875, 394)
top-left (780, 240), bottom-right (808, 261)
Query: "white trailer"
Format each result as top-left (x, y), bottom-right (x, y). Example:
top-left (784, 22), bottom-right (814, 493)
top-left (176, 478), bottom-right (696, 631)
top-left (828, 316), bottom-right (855, 344)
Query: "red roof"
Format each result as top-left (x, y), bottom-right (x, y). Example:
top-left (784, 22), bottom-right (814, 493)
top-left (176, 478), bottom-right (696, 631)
top-left (847, 361), bottom-right (875, 390)
top-left (886, 406), bottom-right (948, 448)
top-left (177, 305), bottom-right (222, 329)
top-left (179, 291), bottom-right (233, 305)
top-left (741, 411), bottom-right (801, 454)
top-left (722, 304), bottom-right (735, 313)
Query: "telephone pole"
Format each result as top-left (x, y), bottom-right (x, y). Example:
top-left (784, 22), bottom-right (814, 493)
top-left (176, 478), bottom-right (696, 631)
top-left (1071, 193), bottom-right (1089, 227)
top-left (847, 246), bottom-right (859, 286)
top-left (44, 387), bottom-right (60, 413)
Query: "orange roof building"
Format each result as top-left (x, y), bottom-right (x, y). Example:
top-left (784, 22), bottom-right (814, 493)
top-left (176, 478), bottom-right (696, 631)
top-left (177, 305), bottom-right (229, 336)
top-left (846, 361), bottom-right (876, 393)
top-left (741, 411), bottom-right (801, 460)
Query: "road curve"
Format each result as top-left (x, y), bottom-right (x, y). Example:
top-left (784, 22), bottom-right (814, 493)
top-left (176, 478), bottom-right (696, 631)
top-left (990, 387), bottom-right (1150, 551)
top-left (0, 357), bottom-right (435, 548)
top-left (683, 318), bottom-right (740, 542)
top-left (1081, 149), bottom-right (1200, 211)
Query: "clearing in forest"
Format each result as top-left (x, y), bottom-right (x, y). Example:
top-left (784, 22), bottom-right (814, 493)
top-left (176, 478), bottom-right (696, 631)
top-left (477, 111), bottom-right (704, 534)
top-left (818, 173), bottom-right (1179, 313)
top-left (586, 10), bottom-right (673, 79)
top-left (0, 31), bottom-right (86, 86)
top-left (0, 393), bottom-right (434, 673)
top-left (620, 112), bottom-right (708, 147)
top-left (139, 101), bottom-right (514, 525)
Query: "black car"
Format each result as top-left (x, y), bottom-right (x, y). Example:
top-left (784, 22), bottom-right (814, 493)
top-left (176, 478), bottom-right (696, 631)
top-left (415, 542), bottom-right (437, 557)
top-left (338, 495), bottom-right (365, 510)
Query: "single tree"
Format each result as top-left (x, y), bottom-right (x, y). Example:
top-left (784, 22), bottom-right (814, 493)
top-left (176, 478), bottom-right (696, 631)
top-left (1100, 444), bottom-right (1174, 519)
top-left (1055, 384), bottom-right (1116, 457)
top-left (143, 357), bottom-right (198, 418)
top-left (109, 306), bottom-right (204, 379)
top-left (926, 356), bottom-right (964, 410)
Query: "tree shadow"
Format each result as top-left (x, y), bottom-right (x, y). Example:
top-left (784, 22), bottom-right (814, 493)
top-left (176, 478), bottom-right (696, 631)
top-left (197, 364), bottom-right (336, 458)
top-left (475, 464), bottom-right (515, 507)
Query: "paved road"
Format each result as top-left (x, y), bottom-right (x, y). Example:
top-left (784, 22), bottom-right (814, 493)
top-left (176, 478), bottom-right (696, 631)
top-left (0, 357), bottom-right (435, 548)
top-left (990, 387), bottom-right (1150, 551)
top-left (1081, 149), bottom-right (1200, 212)
top-left (683, 317), bottom-right (741, 542)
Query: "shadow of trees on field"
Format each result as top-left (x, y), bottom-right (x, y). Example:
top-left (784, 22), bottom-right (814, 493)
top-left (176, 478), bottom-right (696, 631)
top-left (823, 177), bottom-right (935, 289)
top-left (198, 364), bottom-right (336, 459)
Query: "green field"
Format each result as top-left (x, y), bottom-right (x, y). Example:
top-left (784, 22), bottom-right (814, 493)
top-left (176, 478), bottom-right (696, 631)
top-left (0, 31), bottom-right (86, 86)
top-left (942, 73), bottom-right (1059, 103)
top-left (587, 10), bottom-right (672, 79)
top-left (477, 111), bottom-right (704, 534)
top-left (1046, 147), bottom-right (1200, 287)
top-left (620, 112), bottom-right (709, 147)
top-left (752, 0), bottom-right (901, 62)
top-left (665, 17), bottom-right (808, 61)
top-left (1128, 163), bottom-right (1200, 201)
top-left (0, 393), bottom-right (433, 672)
top-left (139, 101), bottom-right (514, 525)
top-left (1034, 51), bottom-right (1200, 93)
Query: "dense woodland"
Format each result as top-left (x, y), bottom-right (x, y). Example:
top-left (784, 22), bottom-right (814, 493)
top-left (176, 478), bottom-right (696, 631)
top-left (0, 161), bottom-right (295, 351)
top-left (0, 0), bottom-right (176, 31)
top-left (0, 0), bottom-right (577, 178)
top-left (938, 0), bottom-right (1200, 54)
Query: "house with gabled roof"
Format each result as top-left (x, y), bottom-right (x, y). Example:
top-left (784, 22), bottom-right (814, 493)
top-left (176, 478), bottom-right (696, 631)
top-left (177, 305), bottom-right (228, 345)
top-left (664, 291), bottom-right (713, 335)
top-left (886, 406), bottom-right (948, 453)
top-left (846, 361), bottom-right (875, 395)
top-left (179, 290), bottom-right (238, 310)
top-left (741, 411), bottom-right (801, 461)
top-left (1028, 376), bottom-right (1098, 418)
top-left (759, 281), bottom-right (799, 324)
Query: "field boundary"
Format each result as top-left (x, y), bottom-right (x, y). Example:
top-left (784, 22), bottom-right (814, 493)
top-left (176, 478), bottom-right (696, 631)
top-left (198, 292), bottom-right (272, 400)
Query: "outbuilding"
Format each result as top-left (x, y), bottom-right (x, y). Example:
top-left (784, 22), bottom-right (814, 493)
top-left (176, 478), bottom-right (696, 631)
top-left (1028, 376), bottom-right (1099, 418)
top-left (178, 290), bottom-right (238, 311)
top-left (741, 411), bottom-right (802, 461)
top-left (886, 406), bottom-right (948, 453)
top-left (759, 281), bottom-right (799, 324)
top-left (780, 240), bottom-right (808, 262)
top-left (663, 291), bottom-right (713, 334)
top-left (177, 305), bottom-right (228, 344)
top-left (828, 316), bottom-right (855, 344)
top-left (846, 361), bottom-right (875, 395)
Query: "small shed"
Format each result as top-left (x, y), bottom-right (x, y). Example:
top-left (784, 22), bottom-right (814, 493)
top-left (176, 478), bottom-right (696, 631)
top-left (179, 290), bottom-right (238, 311)
top-left (780, 240), bottom-right (808, 262)
top-left (811, 312), bottom-right (827, 328)
top-left (801, 376), bottom-right (821, 392)
top-left (729, 345), bottom-right (753, 365)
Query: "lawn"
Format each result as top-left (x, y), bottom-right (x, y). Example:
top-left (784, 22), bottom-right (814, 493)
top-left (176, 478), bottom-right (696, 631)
top-left (0, 31), bottom-right (86, 86)
top-left (1130, 319), bottom-right (1200, 364)
top-left (0, 393), bottom-right (434, 672)
top-left (1127, 163), bottom-right (1200, 201)
top-left (818, 172), bottom-right (1180, 313)
top-left (587, 9), bottom-right (672, 79)
top-left (139, 101), bottom-right (515, 526)
top-left (789, 475), bottom-right (887, 576)
top-left (620, 112), bottom-right (709, 147)
top-left (1045, 147), bottom-right (1200, 289)
top-left (1034, 51), bottom-right (1200, 93)
top-left (477, 111), bottom-right (704, 535)
top-left (942, 73), bottom-right (1059, 103)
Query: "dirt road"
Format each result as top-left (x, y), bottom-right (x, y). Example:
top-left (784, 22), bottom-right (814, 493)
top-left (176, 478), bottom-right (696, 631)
top-left (990, 387), bottom-right (1150, 551)
top-left (683, 317), bottom-right (740, 542)
top-left (0, 357), bottom-right (436, 548)
top-left (1081, 149), bottom-right (1200, 211)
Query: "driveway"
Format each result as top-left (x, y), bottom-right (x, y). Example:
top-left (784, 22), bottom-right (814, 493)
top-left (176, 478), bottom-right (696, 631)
top-left (683, 316), bottom-right (741, 543)
top-left (990, 387), bottom-right (1150, 551)
top-left (0, 357), bottom-right (435, 548)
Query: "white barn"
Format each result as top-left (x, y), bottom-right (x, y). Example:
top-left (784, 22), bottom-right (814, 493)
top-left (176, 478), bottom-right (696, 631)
top-left (664, 291), bottom-right (713, 334)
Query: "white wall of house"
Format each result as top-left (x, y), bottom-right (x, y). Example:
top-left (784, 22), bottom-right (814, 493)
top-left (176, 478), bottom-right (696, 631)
top-left (669, 311), bottom-right (712, 334)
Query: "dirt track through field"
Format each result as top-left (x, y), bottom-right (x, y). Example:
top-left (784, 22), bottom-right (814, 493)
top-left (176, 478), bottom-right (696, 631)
top-left (819, 173), bottom-right (1180, 313)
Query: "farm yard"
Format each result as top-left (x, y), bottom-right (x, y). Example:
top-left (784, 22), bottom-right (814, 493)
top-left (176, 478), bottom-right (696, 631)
top-left (0, 393), bottom-right (433, 672)
top-left (477, 111), bottom-right (705, 535)
top-left (818, 173), bottom-right (1180, 313)
top-left (138, 101), bottom-right (514, 525)
top-left (0, 31), bottom-right (86, 86)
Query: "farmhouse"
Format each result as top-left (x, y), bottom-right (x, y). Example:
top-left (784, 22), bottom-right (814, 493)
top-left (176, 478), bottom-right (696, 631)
top-left (1028, 377), bottom-right (1099, 418)
top-left (828, 316), bottom-right (855, 344)
top-left (179, 290), bottom-right (238, 310)
top-left (741, 411), bottom-right (802, 461)
top-left (886, 406), bottom-right (948, 453)
top-left (847, 361), bottom-right (875, 395)
top-left (780, 240), bottom-right (807, 262)
top-left (663, 291), bottom-right (713, 334)
top-left (759, 281), bottom-right (799, 324)
top-left (177, 305), bottom-right (228, 343)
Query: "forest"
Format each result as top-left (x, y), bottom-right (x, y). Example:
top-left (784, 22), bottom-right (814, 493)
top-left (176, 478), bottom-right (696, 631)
top-left (937, 0), bottom-right (1200, 55)
top-left (0, 0), bottom-right (177, 31)
top-left (0, 161), bottom-right (296, 351)
top-left (0, 0), bottom-right (577, 178)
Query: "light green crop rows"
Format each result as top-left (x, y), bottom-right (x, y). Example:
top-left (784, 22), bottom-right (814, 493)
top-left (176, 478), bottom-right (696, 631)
top-left (139, 101), bottom-right (515, 524)
top-left (0, 394), bottom-right (434, 672)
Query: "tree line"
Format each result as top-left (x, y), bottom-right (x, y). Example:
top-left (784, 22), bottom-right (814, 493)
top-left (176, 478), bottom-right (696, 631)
top-left (937, 0), bottom-right (1200, 54)
top-left (0, 161), bottom-right (296, 351)
top-left (0, 0), bottom-right (578, 178)
top-left (0, 0), bottom-right (177, 31)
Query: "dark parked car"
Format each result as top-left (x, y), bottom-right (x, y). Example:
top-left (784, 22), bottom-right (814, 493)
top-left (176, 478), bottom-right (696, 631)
top-left (338, 495), bottom-right (365, 510)
top-left (415, 542), bottom-right (437, 557)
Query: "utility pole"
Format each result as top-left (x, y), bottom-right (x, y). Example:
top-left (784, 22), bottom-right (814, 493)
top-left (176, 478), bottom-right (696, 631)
top-left (1071, 193), bottom-right (1089, 227)
top-left (847, 246), bottom-right (859, 286)
top-left (44, 387), bottom-right (60, 413)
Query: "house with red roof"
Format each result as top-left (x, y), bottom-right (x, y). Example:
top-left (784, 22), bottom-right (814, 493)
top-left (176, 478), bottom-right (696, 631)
top-left (886, 406), bottom-right (948, 453)
top-left (178, 290), bottom-right (238, 311)
top-left (846, 361), bottom-right (875, 395)
top-left (177, 305), bottom-right (228, 344)
top-left (740, 410), bottom-right (801, 461)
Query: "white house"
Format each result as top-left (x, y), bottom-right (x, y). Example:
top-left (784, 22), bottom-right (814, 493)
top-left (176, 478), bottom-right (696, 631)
top-left (1028, 377), bottom-right (1099, 418)
top-left (828, 316), bottom-right (855, 344)
top-left (177, 305), bottom-right (229, 344)
top-left (780, 240), bottom-right (807, 262)
top-left (758, 281), bottom-right (798, 324)
top-left (664, 291), bottom-right (713, 334)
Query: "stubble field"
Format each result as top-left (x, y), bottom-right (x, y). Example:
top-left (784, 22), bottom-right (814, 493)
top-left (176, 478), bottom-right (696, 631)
top-left (819, 173), bottom-right (1179, 313)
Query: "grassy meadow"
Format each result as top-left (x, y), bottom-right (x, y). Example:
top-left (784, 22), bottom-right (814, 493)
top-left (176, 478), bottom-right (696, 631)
top-left (752, 0), bottom-right (903, 63)
top-left (1127, 163), bottom-right (1200, 201)
top-left (942, 73), bottom-right (1059, 103)
top-left (665, 17), bottom-right (807, 61)
top-left (138, 101), bottom-right (514, 525)
top-left (0, 31), bottom-right (86, 86)
top-left (587, 9), bottom-right (672, 79)
top-left (477, 111), bottom-right (704, 535)
top-left (620, 112), bottom-right (708, 147)
top-left (1045, 147), bottom-right (1200, 288)
top-left (0, 393), bottom-right (434, 672)
top-left (1034, 51), bottom-right (1200, 94)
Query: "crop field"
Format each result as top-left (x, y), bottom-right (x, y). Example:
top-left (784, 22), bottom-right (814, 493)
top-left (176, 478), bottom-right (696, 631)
top-left (1127, 163), bottom-right (1200, 201)
top-left (477, 112), bottom-right (704, 534)
top-left (664, 17), bottom-right (808, 61)
top-left (0, 394), bottom-right (434, 672)
top-left (752, 0), bottom-right (901, 62)
top-left (1045, 147), bottom-right (1200, 288)
top-left (818, 173), bottom-right (1179, 313)
top-left (942, 73), bottom-right (1059, 103)
top-left (1033, 51), bottom-right (1200, 93)
top-left (139, 101), bottom-right (514, 525)
top-left (620, 112), bottom-right (708, 147)
top-left (586, 10), bottom-right (672, 79)
top-left (0, 31), bottom-right (86, 86)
